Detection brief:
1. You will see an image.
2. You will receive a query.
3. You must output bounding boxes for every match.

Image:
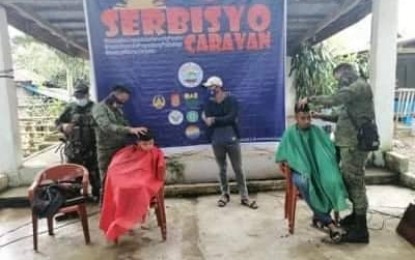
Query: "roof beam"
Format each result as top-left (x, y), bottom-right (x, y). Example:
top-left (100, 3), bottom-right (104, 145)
top-left (311, 0), bottom-right (371, 44)
top-left (30, 4), bottom-right (82, 12)
top-left (50, 22), bottom-right (86, 30)
top-left (2, 3), bottom-right (88, 57)
top-left (36, 10), bottom-right (85, 21)
top-left (5, 8), bottom-right (87, 57)
top-left (299, 0), bottom-right (361, 43)
top-left (65, 31), bottom-right (87, 37)
top-left (0, 0), bottom-right (80, 4)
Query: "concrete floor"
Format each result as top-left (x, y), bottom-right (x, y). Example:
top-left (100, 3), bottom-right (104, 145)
top-left (0, 185), bottom-right (414, 260)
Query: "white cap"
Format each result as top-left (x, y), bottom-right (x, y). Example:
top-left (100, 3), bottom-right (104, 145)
top-left (203, 76), bottom-right (223, 88)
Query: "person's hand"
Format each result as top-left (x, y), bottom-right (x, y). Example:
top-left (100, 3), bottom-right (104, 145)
top-left (62, 123), bottom-right (74, 134)
top-left (129, 127), bottom-right (147, 136)
top-left (205, 117), bottom-right (215, 126)
top-left (279, 162), bottom-right (288, 177)
top-left (298, 97), bottom-right (308, 108)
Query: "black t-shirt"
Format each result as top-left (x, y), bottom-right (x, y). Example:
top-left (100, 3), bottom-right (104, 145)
top-left (204, 95), bottom-right (240, 144)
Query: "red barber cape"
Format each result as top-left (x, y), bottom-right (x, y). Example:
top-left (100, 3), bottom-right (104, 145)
top-left (99, 145), bottom-right (165, 241)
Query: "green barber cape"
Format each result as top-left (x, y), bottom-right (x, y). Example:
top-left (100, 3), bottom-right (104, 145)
top-left (275, 125), bottom-right (348, 213)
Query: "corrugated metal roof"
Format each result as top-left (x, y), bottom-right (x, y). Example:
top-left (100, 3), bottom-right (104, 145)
top-left (0, 0), bottom-right (372, 58)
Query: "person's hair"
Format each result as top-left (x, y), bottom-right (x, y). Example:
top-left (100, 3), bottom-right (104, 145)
top-left (138, 130), bottom-right (154, 141)
top-left (112, 84), bottom-right (131, 95)
top-left (333, 63), bottom-right (357, 76)
top-left (294, 103), bottom-right (310, 114)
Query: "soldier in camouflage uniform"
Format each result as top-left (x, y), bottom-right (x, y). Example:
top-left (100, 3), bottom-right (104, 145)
top-left (56, 83), bottom-right (100, 201)
top-left (301, 63), bottom-right (375, 244)
top-left (92, 85), bottom-right (147, 198)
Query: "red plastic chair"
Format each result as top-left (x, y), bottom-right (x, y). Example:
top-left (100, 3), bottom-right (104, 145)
top-left (113, 161), bottom-right (167, 244)
top-left (150, 159), bottom-right (167, 241)
top-left (151, 186), bottom-right (167, 241)
top-left (279, 163), bottom-right (339, 234)
top-left (280, 163), bottom-right (298, 234)
top-left (28, 164), bottom-right (91, 251)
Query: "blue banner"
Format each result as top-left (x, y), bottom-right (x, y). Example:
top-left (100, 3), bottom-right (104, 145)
top-left (85, 0), bottom-right (286, 147)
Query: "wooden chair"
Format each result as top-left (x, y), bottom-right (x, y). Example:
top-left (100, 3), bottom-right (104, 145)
top-left (279, 163), bottom-right (339, 234)
top-left (28, 164), bottom-right (91, 251)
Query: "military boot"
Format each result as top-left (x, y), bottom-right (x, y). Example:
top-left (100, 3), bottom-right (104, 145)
top-left (340, 214), bottom-right (369, 244)
top-left (339, 211), bottom-right (355, 230)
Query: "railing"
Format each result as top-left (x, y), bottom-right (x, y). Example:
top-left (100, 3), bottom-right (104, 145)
top-left (394, 88), bottom-right (415, 121)
top-left (19, 117), bottom-right (59, 157)
top-left (22, 85), bottom-right (71, 102)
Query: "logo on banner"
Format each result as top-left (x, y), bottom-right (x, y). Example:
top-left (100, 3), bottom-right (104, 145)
top-left (186, 111), bottom-right (199, 123)
top-left (184, 92), bottom-right (200, 109)
top-left (178, 62), bottom-right (203, 88)
top-left (168, 110), bottom-right (184, 125)
top-left (170, 92), bottom-right (181, 107)
top-left (185, 125), bottom-right (201, 140)
top-left (152, 95), bottom-right (166, 109)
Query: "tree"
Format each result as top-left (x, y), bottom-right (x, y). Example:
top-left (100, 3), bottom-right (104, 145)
top-left (11, 34), bottom-right (89, 88)
top-left (290, 43), bottom-right (336, 99)
top-left (290, 43), bottom-right (370, 100)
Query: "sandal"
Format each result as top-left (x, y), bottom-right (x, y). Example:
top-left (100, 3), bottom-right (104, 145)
top-left (217, 194), bottom-right (230, 207)
top-left (311, 218), bottom-right (330, 231)
top-left (319, 225), bottom-right (345, 244)
top-left (241, 199), bottom-right (258, 209)
top-left (329, 227), bottom-right (344, 243)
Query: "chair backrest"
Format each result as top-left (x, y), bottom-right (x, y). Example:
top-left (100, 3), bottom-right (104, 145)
top-left (38, 164), bottom-right (88, 184)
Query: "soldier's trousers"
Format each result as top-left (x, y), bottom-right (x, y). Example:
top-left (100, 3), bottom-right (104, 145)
top-left (339, 147), bottom-right (369, 215)
top-left (67, 154), bottom-right (101, 198)
top-left (97, 148), bottom-right (119, 202)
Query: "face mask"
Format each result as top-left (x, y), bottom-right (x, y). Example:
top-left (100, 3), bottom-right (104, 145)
top-left (209, 87), bottom-right (218, 97)
top-left (115, 96), bottom-right (125, 105)
top-left (76, 98), bottom-right (88, 107)
top-left (337, 77), bottom-right (350, 87)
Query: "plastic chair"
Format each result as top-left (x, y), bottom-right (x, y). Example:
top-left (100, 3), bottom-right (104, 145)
top-left (113, 161), bottom-right (167, 244)
top-left (150, 158), bottom-right (167, 241)
top-left (151, 186), bottom-right (167, 241)
top-left (28, 164), bottom-right (91, 251)
top-left (279, 163), bottom-right (339, 234)
top-left (280, 163), bottom-right (298, 234)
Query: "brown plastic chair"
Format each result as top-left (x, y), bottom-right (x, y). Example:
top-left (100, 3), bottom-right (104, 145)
top-left (279, 163), bottom-right (339, 234)
top-left (28, 164), bottom-right (91, 251)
